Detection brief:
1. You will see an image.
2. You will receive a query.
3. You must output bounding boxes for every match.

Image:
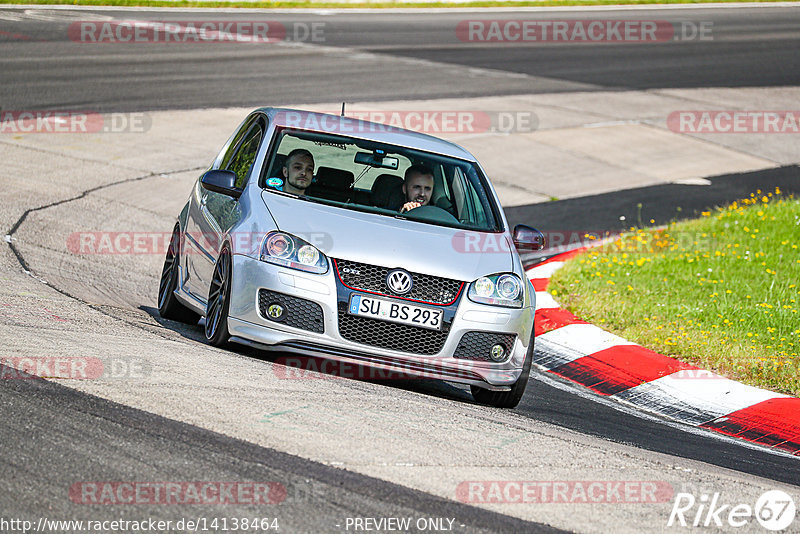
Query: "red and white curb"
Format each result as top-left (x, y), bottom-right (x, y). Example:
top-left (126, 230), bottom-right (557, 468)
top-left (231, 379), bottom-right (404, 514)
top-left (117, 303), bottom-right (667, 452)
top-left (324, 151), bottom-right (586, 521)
top-left (526, 248), bottom-right (800, 457)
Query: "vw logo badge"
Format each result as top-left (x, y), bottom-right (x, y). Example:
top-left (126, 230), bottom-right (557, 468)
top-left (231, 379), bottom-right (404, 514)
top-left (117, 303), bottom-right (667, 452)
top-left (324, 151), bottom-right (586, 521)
top-left (386, 269), bottom-right (413, 295)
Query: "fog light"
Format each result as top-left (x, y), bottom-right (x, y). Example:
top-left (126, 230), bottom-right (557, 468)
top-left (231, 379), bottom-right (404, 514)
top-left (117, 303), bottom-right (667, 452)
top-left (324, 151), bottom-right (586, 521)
top-left (267, 303), bottom-right (284, 320)
top-left (489, 344), bottom-right (506, 362)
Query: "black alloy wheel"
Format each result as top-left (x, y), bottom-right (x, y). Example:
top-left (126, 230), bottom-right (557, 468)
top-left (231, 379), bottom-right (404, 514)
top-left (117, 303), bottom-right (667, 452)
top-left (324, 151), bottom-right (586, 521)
top-left (158, 224), bottom-right (200, 324)
top-left (205, 246), bottom-right (232, 346)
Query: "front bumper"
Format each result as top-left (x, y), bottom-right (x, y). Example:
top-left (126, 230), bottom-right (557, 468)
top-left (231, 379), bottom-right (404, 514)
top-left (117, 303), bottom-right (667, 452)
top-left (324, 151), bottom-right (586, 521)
top-left (227, 254), bottom-right (534, 388)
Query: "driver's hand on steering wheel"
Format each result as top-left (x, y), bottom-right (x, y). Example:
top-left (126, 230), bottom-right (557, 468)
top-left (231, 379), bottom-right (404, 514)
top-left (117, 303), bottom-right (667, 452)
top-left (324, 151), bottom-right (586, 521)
top-left (401, 201), bottom-right (421, 213)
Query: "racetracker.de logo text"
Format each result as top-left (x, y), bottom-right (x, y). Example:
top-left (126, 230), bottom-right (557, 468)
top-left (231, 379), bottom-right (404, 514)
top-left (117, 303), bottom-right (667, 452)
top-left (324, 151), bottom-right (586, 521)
top-left (457, 481), bottom-right (674, 504)
top-left (69, 482), bottom-right (287, 505)
top-left (0, 111), bottom-right (150, 134)
top-left (455, 20), bottom-right (712, 43)
top-left (668, 111), bottom-right (800, 133)
top-left (69, 21), bottom-right (325, 43)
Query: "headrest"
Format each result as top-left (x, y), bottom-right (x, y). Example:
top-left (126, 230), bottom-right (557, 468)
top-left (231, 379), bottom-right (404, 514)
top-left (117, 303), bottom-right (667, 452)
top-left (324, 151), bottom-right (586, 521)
top-left (371, 174), bottom-right (404, 210)
top-left (314, 166), bottom-right (354, 189)
top-left (268, 153), bottom-right (287, 179)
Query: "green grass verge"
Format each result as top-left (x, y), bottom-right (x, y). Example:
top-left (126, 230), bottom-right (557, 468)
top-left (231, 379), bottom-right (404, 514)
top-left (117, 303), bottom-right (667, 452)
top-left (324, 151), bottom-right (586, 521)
top-left (550, 188), bottom-right (800, 397)
top-left (1, 0), bottom-right (795, 9)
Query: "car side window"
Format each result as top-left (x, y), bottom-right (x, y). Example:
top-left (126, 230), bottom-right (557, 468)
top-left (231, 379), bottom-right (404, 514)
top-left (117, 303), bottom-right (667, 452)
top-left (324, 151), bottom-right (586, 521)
top-left (224, 124), bottom-right (264, 189)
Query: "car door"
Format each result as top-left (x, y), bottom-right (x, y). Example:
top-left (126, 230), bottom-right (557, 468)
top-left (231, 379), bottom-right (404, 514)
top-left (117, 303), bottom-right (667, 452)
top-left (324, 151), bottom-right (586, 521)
top-left (184, 114), bottom-right (266, 303)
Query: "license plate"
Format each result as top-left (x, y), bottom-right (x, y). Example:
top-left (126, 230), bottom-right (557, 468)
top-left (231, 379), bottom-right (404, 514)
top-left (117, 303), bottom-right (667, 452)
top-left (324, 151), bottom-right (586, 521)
top-left (348, 294), bottom-right (443, 331)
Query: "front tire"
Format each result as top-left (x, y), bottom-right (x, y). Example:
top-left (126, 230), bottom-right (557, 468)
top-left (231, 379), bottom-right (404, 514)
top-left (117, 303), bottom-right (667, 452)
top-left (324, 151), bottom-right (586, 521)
top-left (158, 224), bottom-right (200, 325)
top-left (471, 334), bottom-right (534, 409)
top-left (205, 245), bottom-right (232, 347)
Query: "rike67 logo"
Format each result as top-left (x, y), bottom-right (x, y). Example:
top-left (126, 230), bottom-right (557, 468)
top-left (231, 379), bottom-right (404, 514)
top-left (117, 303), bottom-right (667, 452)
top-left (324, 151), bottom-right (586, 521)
top-left (668, 490), bottom-right (796, 531)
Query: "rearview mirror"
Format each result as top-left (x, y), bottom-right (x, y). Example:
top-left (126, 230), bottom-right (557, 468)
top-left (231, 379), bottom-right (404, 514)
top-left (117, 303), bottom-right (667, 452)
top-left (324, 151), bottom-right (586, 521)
top-left (200, 170), bottom-right (242, 199)
top-left (513, 225), bottom-right (546, 251)
top-left (354, 151), bottom-right (399, 170)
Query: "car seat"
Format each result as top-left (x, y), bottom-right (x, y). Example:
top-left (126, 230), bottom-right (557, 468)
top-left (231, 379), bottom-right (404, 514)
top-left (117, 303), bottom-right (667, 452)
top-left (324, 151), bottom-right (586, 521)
top-left (305, 166), bottom-right (354, 202)
top-left (370, 174), bottom-right (405, 210)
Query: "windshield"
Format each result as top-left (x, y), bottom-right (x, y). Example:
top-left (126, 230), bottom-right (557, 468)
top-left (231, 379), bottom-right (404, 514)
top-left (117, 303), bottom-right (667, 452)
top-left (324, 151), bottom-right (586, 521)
top-left (260, 128), bottom-right (502, 232)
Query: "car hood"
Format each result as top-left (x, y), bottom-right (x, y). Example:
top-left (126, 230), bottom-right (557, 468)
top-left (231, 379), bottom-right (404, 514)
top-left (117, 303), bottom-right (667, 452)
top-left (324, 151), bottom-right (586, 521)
top-left (261, 192), bottom-right (514, 282)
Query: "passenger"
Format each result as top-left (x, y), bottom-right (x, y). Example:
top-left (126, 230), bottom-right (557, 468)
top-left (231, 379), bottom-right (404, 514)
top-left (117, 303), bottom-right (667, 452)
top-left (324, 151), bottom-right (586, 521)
top-left (269, 149), bottom-right (314, 195)
top-left (400, 164), bottom-right (435, 213)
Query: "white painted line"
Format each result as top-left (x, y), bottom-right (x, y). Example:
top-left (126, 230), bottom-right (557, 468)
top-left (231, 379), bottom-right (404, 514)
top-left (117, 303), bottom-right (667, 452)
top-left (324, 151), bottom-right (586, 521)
top-left (534, 323), bottom-right (636, 370)
top-left (534, 291), bottom-right (559, 311)
top-left (615, 372), bottom-right (788, 426)
top-left (671, 177), bottom-right (712, 186)
top-left (527, 261), bottom-right (564, 279)
top-left (539, 323), bottom-right (636, 354)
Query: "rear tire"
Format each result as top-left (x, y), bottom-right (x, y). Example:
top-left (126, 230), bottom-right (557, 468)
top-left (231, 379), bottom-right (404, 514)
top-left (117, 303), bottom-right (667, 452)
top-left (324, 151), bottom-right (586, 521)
top-left (471, 334), bottom-right (534, 408)
top-left (158, 224), bottom-right (200, 324)
top-left (205, 245), bottom-right (232, 347)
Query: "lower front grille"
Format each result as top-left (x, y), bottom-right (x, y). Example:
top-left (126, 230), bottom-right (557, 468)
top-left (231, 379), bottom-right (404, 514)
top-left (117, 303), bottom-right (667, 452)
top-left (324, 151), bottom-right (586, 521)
top-left (453, 331), bottom-right (516, 361)
top-left (337, 313), bottom-right (448, 355)
top-left (258, 289), bottom-right (324, 333)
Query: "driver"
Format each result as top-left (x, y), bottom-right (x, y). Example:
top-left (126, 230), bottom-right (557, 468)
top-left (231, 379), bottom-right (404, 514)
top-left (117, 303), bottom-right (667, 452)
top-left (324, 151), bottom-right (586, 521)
top-left (400, 164), bottom-right (434, 213)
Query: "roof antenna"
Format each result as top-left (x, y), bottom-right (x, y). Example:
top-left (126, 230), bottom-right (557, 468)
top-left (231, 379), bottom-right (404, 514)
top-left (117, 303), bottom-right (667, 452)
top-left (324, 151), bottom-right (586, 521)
top-left (341, 102), bottom-right (346, 117)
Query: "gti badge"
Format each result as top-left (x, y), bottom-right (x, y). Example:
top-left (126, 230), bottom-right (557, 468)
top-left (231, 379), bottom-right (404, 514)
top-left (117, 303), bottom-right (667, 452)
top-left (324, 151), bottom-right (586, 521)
top-left (386, 269), bottom-right (413, 295)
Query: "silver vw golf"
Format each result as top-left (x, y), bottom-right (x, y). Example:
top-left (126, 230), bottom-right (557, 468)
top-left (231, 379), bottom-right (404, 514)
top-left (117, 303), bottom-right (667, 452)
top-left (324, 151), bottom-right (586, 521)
top-left (158, 108), bottom-right (544, 408)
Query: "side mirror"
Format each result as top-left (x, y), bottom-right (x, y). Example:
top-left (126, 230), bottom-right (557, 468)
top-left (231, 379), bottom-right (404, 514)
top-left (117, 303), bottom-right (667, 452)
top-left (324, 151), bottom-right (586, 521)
top-left (200, 170), bottom-right (242, 199)
top-left (513, 225), bottom-right (546, 251)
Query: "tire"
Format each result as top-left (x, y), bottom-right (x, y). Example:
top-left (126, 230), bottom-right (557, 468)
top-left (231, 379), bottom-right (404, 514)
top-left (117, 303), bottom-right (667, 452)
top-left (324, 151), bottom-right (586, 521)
top-left (205, 245), bottom-right (232, 347)
top-left (158, 224), bottom-right (201, 324)
top-left (470, 333), bottom-right (534, 409)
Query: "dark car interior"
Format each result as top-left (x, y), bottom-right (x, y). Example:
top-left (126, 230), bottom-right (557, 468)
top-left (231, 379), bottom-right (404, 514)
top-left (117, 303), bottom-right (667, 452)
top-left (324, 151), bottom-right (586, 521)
top-left (259, 128), bottom-right (500, 231)
top-left (267, 152), bottom-right (454, 213)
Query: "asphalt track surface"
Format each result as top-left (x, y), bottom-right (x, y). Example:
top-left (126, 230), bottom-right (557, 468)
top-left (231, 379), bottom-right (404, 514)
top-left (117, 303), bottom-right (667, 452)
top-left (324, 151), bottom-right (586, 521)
top-left (2, 372), bottom-right (557, 533)
top-left (0, 7), bottom-right (798, 111)
top-left (2, 5), bottom-right (800, 532)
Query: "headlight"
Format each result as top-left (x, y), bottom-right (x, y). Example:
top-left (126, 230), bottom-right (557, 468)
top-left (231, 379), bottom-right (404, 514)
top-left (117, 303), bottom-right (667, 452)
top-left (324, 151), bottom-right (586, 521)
top-left (297, 245), bottom-right (320, 266)
top-left (265, 233), bottom-right (294, 259)
top-left (474, 277), bottom-right (494, 297)
top-left (468, 273), bottom-right (524, 308)
top-left (260, 231), bottom-right (328, 274)
top-left (496, 274), bottom-right (521, 300)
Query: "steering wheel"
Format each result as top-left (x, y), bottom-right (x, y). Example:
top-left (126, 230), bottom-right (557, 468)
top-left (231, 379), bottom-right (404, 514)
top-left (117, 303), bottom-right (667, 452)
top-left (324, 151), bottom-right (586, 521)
top-left (403, 205), bottom-right (460, 224)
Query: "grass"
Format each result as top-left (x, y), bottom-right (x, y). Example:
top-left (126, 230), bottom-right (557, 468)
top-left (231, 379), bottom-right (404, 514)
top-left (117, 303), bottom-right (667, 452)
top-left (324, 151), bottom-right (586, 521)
top-left (549, 188), bottom-right (800, 397)
top-left (1, 0), bottom-right (795, 8)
